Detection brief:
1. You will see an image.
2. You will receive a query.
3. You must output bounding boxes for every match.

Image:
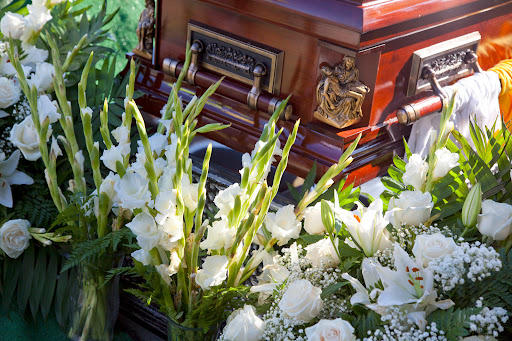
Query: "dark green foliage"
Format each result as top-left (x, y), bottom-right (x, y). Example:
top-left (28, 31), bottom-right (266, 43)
top-left (12, 178), bottom-right (59, 229)
top-left (427, 307), bottom-right (483, 341)
top-left (0, 246), bottom-right (76, 325)
top-left (61, 228), bottom-right (134, 273)
top-left (188, 286), bottom-right (256, 331)
top-left (0, 0), bottom-right (29, 16)
top-left (339, 307), bottom-right (382, 338)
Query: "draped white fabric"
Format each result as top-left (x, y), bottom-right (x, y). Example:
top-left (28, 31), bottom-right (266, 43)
top-left (407, 71), bottom-right (502, 157)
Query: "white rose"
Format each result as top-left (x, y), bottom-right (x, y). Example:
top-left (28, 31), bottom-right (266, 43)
top-left (100, 143), bottom-right (131, 172)
top-left (195, 255), bottom-right (229, 289)
top-left (126, 212), bottom-right (162, 251)
top-left (266, 205), bottom-right (301, 246)
top-left (305, 238), bottom-right (340, 268)
top-left (131, 249), bottom-right (153, 266)
top-left (10, 116), bottom-right (41, 161)
top-left (113, 170), bottom-right (152, 210)
top-left (402, 153), bottom-right (428, 190)
top-left (412, 233), bottom-right (458, 267)
top-left (222, 305), bottom-right (265, 341)
top-left (29, 62), bottom-right (55, 92)
top-left (303, 201), bottom-right (331, 235)
top-left (305, 318), bottom-right (356, 341)
top-left (432, 148), bottom-right (459, 179)
top-left (200, 218), bottom-right (235, 251)
top-left (1, 12), bottom-right (25, 40)
top-left (388, 190), bottom-right (433, 227)
top-left (477, 200), bottom-right (512, 241)
top-left (0, 219), bottom-right (31, 259)
top-left (0, 77), bottom-right (20, 109)
top-left (278, 279), bottom-right (323, 322)
top-left (37, 94), bottom-right (60, 123)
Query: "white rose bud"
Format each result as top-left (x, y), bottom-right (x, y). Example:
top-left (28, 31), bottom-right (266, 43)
top-left (0, 12), bottom-right (25, 40)
top-left (305, 318), bottom-right (356, 341)
top-left (432, 148), bottom-right (459, 179)
top-left (412, 233), bottom-right (458, 267)
top-left (10, 116), bottom-right (41, 161)
top-left (477, 200), bottom-right (512, 241)
top-left (222, 305), bottom-right (265, 341)
top-left (126, 212), bottom-right (162, 251)
top-left (278, 279), bottom-right (323, 322)
top-left (266, 205), bottom-right (301, 246)
top-left (402, 153), bottom-right (428, 190)
top-left (195, 255), bottom-right (229, 290)
top-left (0, 219), bottom-right (31, 259)
top-left (305, 238), bottom-right (340, 268)
top-left (303, 201), bottom-right (330, 235)
top-left (0, 77), bottom-right (20, 109)
top-left (388, 190), bottom-right (433, 227)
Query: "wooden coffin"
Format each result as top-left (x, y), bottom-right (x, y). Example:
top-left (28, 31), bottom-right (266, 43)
top-left (130, 0), bottom-right (512, 185)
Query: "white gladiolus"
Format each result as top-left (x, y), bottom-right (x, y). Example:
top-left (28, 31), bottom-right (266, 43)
top-left (0, 12), bottom-right (25, 39)
top-left (477, 200), bottom-right (512, 241)
top-left (200, 218), bottom-right (235, 251)
top-left (195, 255), bottom-right (229, 289)
top-left (278, 279), bottom-right (323, 322)
top-left (432, 147), bottom-right (459, 180)
top-left (402, 153), bottom-right (428, 190)
top-left (305, 318), bottom-right (356, 341)
top-left (0, 150), bottom-right (34, 208)
top-left (412, 233), bottom-right (458, 268)
top-left (305, 238), bottom-right (340, 268)
top-left (0, 77), bottom-right (20, 109)
top-left (111, 126), bottom-right (130, 144)
top-left (10, 116), bottom-right (42, 161)
top-left (126, 212), bottom-right (162, 251)
top-left (180, 176), bottom-right (199, 211)
top-left (131, 249), bottom-right (153, 266)
top-left (99, 172), bottom-right (120, 206)
top-left (28, 62), bottom-right (55, 92)
top-left (20, 44), bottom-right (48, 65)
top-left (265, 205), bottom-right (301, 246)
top-left (37, 94), bottom-right (60, 123)
top-left (154, 190), bottom-right (177, 225)
top-left (388, 190), bottom-right (433, 227)
top-left (222, 305), bottom-right (265, 341)
top-left (214, 183), bottom-right (244, 217)
top-left (100, 142), bottom-right (130, 172)
top-left (114, 170), bottom-right (152, 210)
top-left (0, 219), bottom-right (32, 258)
top-left (21, 5), bottom-right (52, 44)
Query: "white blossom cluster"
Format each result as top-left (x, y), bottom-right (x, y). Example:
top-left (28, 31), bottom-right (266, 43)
top-left (428, 242), bottom-right (502, 291)
top-left (469, 298), bottom-right (509, 337)
top-left (364, 321), bottom-right (447, 341)
top-left (0, 98), bottom-right (31, 155)
top-left (392, 222), bottom-right (454, 249)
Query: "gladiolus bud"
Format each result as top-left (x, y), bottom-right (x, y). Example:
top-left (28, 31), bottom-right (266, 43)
top-left (462, 183), bottom-right (481, 228)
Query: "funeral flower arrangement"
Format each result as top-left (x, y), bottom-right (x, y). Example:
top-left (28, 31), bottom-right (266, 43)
top-left (1, 2), bottom-right (512, 341)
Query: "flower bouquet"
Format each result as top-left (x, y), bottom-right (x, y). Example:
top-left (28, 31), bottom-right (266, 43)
top-left (213, 95), bottom-right (512, 341)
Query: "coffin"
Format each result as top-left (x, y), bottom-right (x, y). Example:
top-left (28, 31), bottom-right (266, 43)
top-left (130, 0), bottom-right (512, 185)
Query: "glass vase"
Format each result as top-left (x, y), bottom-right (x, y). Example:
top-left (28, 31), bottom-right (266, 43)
top-left (68, 262), bottom-right (121, 341)
top-left (167, 319), bottom-right (221, 341)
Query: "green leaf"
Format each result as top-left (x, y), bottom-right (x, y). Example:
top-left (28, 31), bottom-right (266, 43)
top-left (321, 281), bottom-right (349, 299)
top-left (299, 234), bottom-right (324, 245)
top-left (338, 240), bottom-right (363, 258)
top-left (17, 245), bottom-right (35, 312)
top-left (40, 250), bottom-right (58, 321)
top-left (29, 247), bottom-right (48, 320)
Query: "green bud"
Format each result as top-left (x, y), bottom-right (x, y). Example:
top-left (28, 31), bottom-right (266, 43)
top-left (462, 183), bottom-right (482, 228)
top-left (321, 199), bottom-right (335, 235)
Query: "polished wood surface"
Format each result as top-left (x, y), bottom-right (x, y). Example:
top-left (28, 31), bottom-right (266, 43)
top-left (140, 0), bottom-right (512, 183)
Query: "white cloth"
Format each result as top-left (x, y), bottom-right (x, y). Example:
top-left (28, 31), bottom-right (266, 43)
top-left (407, 71), bottom-right (502, 157)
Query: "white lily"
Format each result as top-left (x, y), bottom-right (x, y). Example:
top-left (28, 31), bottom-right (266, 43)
top-left (342, 258), bottom-right (386, 315)
top-left (375, 243), bottom-right (453, 313)
top-left (337, 199), bottom-right (392, 256)
top-left (0, 150), bottom-right (34, 208)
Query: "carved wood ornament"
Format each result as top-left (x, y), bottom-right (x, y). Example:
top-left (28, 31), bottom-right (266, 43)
top-left (314, 56), bottom-right (370, 129)
top-left (133, 0), bottom-right (155, 59)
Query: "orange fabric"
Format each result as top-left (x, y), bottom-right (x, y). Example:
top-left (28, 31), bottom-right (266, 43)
top-left (490, 59), bottom-right (512, 124)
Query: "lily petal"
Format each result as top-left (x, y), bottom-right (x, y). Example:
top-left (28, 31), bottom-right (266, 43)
top-left (0, 149), bottom-right (21, 176)
top-left (0, 181), bottom-right (13, 208)
top-left (6, 170), bottom-right (34, 185)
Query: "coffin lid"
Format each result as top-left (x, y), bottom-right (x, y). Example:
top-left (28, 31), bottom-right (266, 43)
top-left (201, 0), bottom-right (509, 49)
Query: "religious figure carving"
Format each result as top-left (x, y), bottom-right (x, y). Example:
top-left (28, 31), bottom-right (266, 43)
top-left (133, 0), bottom-right (155, 59)
top-left (314, 56), bottom-right (370, 129)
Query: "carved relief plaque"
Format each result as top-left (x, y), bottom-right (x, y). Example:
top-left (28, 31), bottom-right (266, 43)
top-left (314, 57), bottom-right (370, 129)
top-left (133, 0), bottom-right (155, 59)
